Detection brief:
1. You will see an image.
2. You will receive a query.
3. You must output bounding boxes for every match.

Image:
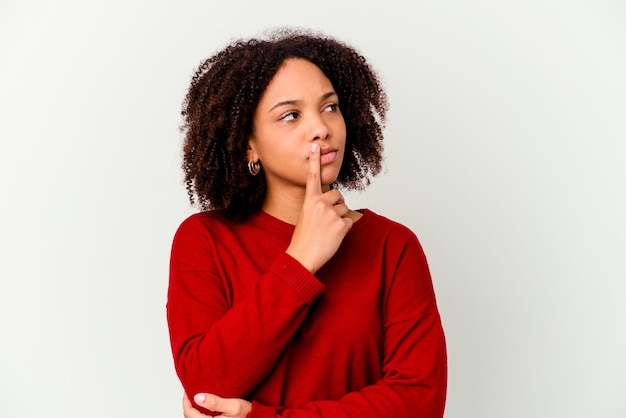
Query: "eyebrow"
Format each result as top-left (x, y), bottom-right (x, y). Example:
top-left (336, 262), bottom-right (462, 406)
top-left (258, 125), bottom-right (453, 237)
top-left (268, 91), bottom-right (337, 112)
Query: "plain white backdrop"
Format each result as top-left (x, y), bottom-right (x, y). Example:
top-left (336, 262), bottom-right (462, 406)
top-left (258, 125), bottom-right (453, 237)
top-left (1, 1), bottom-right (624, 417)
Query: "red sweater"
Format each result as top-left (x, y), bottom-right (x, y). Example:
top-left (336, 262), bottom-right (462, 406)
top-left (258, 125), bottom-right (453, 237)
top-left (167, 209), bottom-right (447, 417)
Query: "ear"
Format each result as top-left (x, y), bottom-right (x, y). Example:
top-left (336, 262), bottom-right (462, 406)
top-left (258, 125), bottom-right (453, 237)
top-left (247, 137), bottom-right (259, 162)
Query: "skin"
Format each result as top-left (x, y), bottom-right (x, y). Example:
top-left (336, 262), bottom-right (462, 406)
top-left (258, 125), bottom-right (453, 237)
top-left (183, 393), bottom-right (251, 418)
top-left (248, 58), bottom-right (347, 223)
top-left (248, 58), bottom-right (360, 273)
top-left (184, 58), bottom-right (361, 416)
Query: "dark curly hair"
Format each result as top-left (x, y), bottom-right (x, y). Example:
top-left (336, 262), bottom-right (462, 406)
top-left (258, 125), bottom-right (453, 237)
top-left (181, 28), bottom-right (388, 221)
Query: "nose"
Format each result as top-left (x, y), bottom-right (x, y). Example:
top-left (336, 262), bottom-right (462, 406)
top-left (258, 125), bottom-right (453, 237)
top-left (310, 113), bottom-right (330, 141)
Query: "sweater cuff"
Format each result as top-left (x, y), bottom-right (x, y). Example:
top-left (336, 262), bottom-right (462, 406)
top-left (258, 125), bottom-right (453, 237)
top-left (269, 252), bottom-right (325, 305)
top-left (248, 401), bottom-right (277, 418)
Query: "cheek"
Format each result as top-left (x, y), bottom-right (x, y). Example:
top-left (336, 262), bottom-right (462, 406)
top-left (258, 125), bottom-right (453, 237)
top-left (258, 142), bottom-right (299, 168)
top-left (335, 117), bottom-right (347, 141)
top-left (337, 126), bottom-right (347, 151)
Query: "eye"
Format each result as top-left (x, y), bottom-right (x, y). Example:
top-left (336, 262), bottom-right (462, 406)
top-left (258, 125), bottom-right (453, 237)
top-left (280, 111), bottom-right (300, 121)
top-left (323, 103), bottom-right (339, 112)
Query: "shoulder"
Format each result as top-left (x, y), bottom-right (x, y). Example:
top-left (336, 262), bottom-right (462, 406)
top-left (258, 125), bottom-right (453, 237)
top-left (169, 211), bottom-right (245, 266)
top-left (172, 210), bottom-right (232, 245)
top-left (357, 209), bottom-right (420, 242)
top-left (176, 210), bottom-right (226, 230)
top-left (354, 209), bottom-right (428, 260)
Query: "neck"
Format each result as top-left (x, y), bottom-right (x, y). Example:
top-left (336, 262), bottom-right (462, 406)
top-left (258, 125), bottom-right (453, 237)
top-left (261, 183), bottom-right (331, 225)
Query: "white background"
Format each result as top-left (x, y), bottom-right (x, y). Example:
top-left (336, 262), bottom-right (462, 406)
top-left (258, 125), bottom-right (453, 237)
top-left (1, 1), bottom-right (624, 417)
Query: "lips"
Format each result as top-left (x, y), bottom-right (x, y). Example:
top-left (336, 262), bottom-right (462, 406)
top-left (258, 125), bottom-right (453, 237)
top-left (320, 148), bottom-right (338, 165)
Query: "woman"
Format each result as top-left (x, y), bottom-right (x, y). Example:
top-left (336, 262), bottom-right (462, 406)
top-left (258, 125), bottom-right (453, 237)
top-left (167, 29), bottom-right (447, 418)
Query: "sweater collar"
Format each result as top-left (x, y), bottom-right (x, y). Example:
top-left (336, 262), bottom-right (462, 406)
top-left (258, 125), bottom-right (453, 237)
top-left (250, 208), bottom-right (373, 235)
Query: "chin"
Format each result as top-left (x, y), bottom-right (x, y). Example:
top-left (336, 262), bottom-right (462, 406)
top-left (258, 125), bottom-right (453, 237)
top-left (321, 164), bottom-right (342, 182)
top-left (321, 173), bottom-right (340, 186)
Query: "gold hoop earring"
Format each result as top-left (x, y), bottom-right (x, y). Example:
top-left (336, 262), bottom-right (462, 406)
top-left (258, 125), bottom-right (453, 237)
top-left (247, 160), bottom-right (261, 176)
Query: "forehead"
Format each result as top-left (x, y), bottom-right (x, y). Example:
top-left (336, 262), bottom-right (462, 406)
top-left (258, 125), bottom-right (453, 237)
top-left (259, 58), bottom-right (334, 101)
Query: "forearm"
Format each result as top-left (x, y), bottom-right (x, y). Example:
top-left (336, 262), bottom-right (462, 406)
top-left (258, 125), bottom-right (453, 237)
top-left (168, 252), bottom-right (324, 399)
top-left (248, 313), bottom-right (447, 418)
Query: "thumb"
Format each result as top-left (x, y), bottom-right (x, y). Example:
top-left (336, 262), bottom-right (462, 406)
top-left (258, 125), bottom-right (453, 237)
top-left (194, 393), bottom-right (220, 411)
top-left (194, 393), bottom-right (238, 415)
top-left (305, 142), bottom-right (322, 197)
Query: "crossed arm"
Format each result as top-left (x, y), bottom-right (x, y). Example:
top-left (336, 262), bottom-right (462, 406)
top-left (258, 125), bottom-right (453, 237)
top-left (168, 145), bottom-right (447, 417)
top-left (168, 231), bottom-right (446, 417)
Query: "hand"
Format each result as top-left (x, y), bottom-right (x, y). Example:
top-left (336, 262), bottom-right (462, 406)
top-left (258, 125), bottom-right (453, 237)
top-left (183, 393), bottom-right (252, 418)
top-left (286, 143), bottom-right (353, 274)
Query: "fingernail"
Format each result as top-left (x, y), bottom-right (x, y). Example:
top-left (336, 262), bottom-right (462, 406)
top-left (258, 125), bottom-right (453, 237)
top-left (194, 393), bottom-right (206, 404)
top-left (311, 143), bottom-right (319, 153)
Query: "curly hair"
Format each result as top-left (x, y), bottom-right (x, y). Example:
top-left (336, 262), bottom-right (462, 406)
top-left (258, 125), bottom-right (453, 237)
top-left (181, 28), bottom-right (388, 221)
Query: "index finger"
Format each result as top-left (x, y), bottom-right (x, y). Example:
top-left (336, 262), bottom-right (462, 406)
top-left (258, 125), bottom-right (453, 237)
top-left (306, 142), bottom-right (322, 197)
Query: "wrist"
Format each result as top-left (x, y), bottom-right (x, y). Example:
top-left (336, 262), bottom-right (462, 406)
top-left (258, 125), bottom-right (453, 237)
top-left (285, 248), bottom-right (318, 274)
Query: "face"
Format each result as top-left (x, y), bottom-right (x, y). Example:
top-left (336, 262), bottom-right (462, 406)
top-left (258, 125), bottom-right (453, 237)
top-left (248, 58), bottom-right (347, 194)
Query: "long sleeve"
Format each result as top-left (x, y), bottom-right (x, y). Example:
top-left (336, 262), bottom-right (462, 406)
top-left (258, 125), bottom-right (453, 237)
top-left (167, 210), bottom-right (447, 417)
top-left (166, 214), bottom-right (325, 409)
top-left (247, 225), bottom-right (447, 418)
